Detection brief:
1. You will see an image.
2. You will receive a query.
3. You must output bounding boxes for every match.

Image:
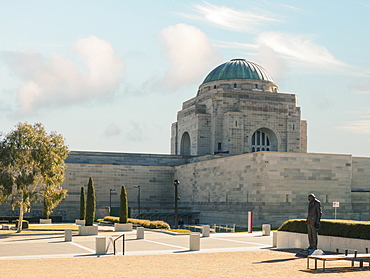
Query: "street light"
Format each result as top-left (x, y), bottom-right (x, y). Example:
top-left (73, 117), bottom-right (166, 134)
top-left (109, 189), bottom-right (115, 215)
top-left (174, 180), bottom-right (180, 229)
top-left (134, 185), bottom-right (141, 218)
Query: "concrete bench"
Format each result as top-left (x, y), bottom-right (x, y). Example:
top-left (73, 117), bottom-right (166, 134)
top-left (308, 250), bottom-right (370, 271)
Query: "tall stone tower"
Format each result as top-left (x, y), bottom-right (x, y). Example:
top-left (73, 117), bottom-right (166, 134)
top-left (171, 59), bottom-right (307, 156)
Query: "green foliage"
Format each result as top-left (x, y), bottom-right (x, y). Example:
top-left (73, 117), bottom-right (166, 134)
top-left (103, 216), bottom-right (171, 229)
top-left (79, 186), bottom-right (86, 220)
top-left (278, 219), bottom-right (370, 239)
top-left (278, 219), bottom-right (307, 233)
top-left (42, 185), bottom-right (67, 219)
top-left (119, 185), bottom-right (128, 224)
top-left (0, 122), bottom-right (69, 232)
top-left (165, 229), bottom-right (192, 233)
top-left (85, 177), bottom-right (96, 226)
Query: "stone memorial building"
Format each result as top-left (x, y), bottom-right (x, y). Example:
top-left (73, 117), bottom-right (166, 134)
top-left (1, 59), bottom-right (369, 228)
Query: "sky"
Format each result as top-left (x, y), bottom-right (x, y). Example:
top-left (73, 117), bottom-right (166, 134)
top-left (0, 1), bottom-right (369, 157)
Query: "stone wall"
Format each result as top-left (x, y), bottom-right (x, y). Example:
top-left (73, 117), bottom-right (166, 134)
top-left (351, 157), bottom-right (370, 220)
top-left (174, 152), bottom-right (357, 228)
top-left (1, 151), bottom-right (369, 228)
top-left (172, 85), bottom-right (306, 156)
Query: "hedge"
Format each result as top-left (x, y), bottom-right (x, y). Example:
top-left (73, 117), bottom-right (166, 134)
top-left (103, 216), bottom-right (170, 229)
top-left (278, 219), bottom-right (370, 240)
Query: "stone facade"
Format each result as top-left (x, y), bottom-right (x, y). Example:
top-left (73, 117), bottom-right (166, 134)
top-left (1, 151), bottom-right (368, 229)
top-left (171, 79), bottom-right (307, 156)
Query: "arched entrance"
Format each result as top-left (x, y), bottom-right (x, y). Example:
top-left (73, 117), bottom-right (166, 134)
top-left (251, 128), bottom-right (278, 152)
top-left (180, 132), bottom-right (191, 155)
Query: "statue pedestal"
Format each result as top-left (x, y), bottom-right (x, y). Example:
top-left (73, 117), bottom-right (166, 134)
top-left (296, 248), bottom-right (325, 258)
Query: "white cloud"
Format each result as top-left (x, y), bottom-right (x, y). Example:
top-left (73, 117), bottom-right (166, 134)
top-left (254, 44), bottom-right (288, 82)
top-left (216, 32), bottom-right (350, 75)
top-left (104, 122), bottom-right (122, 137)
top-left (256, 32), bottom-right (348, 69)
top-left (337, 120), bottom-right (370, 135)
top-left (2, 36), bottom-right (124, 116)
top-left (159, 23), bottom-right (222, 91)
top-left (187, 2), bottom-right (279, 32)
top-left (337, 108), bottom-right (370, 135)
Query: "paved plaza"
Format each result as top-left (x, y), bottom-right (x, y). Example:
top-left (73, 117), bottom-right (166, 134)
top-left (0, 226), bottom-right (273, 260)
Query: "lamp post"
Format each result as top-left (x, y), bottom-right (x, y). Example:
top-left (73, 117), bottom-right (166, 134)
top-left (174, 180), bottom-right (180, 229)
top-left (134, 185), bottom-right (141, 218)
top-left (109, 189), bottom-right (115, 215)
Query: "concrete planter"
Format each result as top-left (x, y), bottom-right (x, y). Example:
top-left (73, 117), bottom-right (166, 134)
top-left (39, 219), bottom-right (52, 224)
top-left (276, 231), bottom-right (370, 253)
top-left (78, 225), bottom-right (98, 235)
top-left (75, 219), bottom-right (86, 225)
top-left (114, 223), bottom-right (133, 232)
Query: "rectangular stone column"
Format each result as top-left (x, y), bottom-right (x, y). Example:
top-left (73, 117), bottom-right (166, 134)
top-left (202, 225), bottom-right (210, 237)
top-left (95, 236), bottom-right (106, 255)
top-left (65, 229), bottom-right (72, 242)
top-left (137, 227), bottom-right (144, 239)
top-left (189, 233), bottom-right (200, 251)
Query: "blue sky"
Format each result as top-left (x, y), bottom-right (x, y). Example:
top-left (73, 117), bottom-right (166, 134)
top-left (0, 1), bottom-right (369, 156)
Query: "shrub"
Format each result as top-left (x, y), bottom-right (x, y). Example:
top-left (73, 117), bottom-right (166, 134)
top-left (119, 185), bottom-right (128, 224)
top-left (79, 186), bottom-right (86, 220)
top-left (167, 229), bottom-right (192, 233)
top-left (85, 177), bottom-right (96, 226)
top-left (103, 216), bottom-right (170, 229)
top-left (278, 219), bottom-right (370, 239)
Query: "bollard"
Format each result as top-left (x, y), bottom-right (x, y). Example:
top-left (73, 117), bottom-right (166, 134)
top-left (262, 224), bottom-right (271, 236)
top-left (272, 231), bottom-right (277, 247)
top-left (189, 233), bottom-right (200, 251)
top-left (137, 227), bottom-right (144, 239)
top-left (202, 225), bottom-right (210, 237)
top-left (95, 236), bottom-right (106, 255)
top-left (65, 229), bottom-right (72, 242)
top-left (248, 211), bottom-right (253, 233)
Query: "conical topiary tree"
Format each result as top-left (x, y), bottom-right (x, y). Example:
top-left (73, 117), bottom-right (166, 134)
top-left (119, 185), bottom-right (128, 224)
top-left (85, 177), bottom-right (96, 226)
top-left (79, 186), bottom-right (86, 220)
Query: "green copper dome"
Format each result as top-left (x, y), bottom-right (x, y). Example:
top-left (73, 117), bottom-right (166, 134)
top-left (202, 59), bottom-right (274, 84)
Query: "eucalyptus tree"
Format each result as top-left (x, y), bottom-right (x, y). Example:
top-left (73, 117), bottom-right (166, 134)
top-left (0, 122), bottom-right (69, 232)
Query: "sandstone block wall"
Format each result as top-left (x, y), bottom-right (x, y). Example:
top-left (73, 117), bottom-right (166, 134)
top-left (174, 152), bottom-right (356, 228)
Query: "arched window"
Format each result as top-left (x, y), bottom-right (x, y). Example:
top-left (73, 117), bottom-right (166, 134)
top-left (251, 130), bottom-right (271, 152)
top-left (180, 132), bottom-right (191, 155)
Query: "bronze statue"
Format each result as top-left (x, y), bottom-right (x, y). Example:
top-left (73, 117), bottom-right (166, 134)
top-left (306, 193), bottom-right (322, 250)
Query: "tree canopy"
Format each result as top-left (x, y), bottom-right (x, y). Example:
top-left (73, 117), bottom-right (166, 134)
top-left (0, 122), bottom-right (69, 232)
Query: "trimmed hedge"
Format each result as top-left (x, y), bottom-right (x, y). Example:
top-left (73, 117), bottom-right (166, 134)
top-left (278, 219), bottom-right (370, 240)
top-left (103, 216), bottom-right (170, 229)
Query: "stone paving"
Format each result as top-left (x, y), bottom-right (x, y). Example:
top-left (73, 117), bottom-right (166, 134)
top-left (0, 225), bottom-right (273, 260)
